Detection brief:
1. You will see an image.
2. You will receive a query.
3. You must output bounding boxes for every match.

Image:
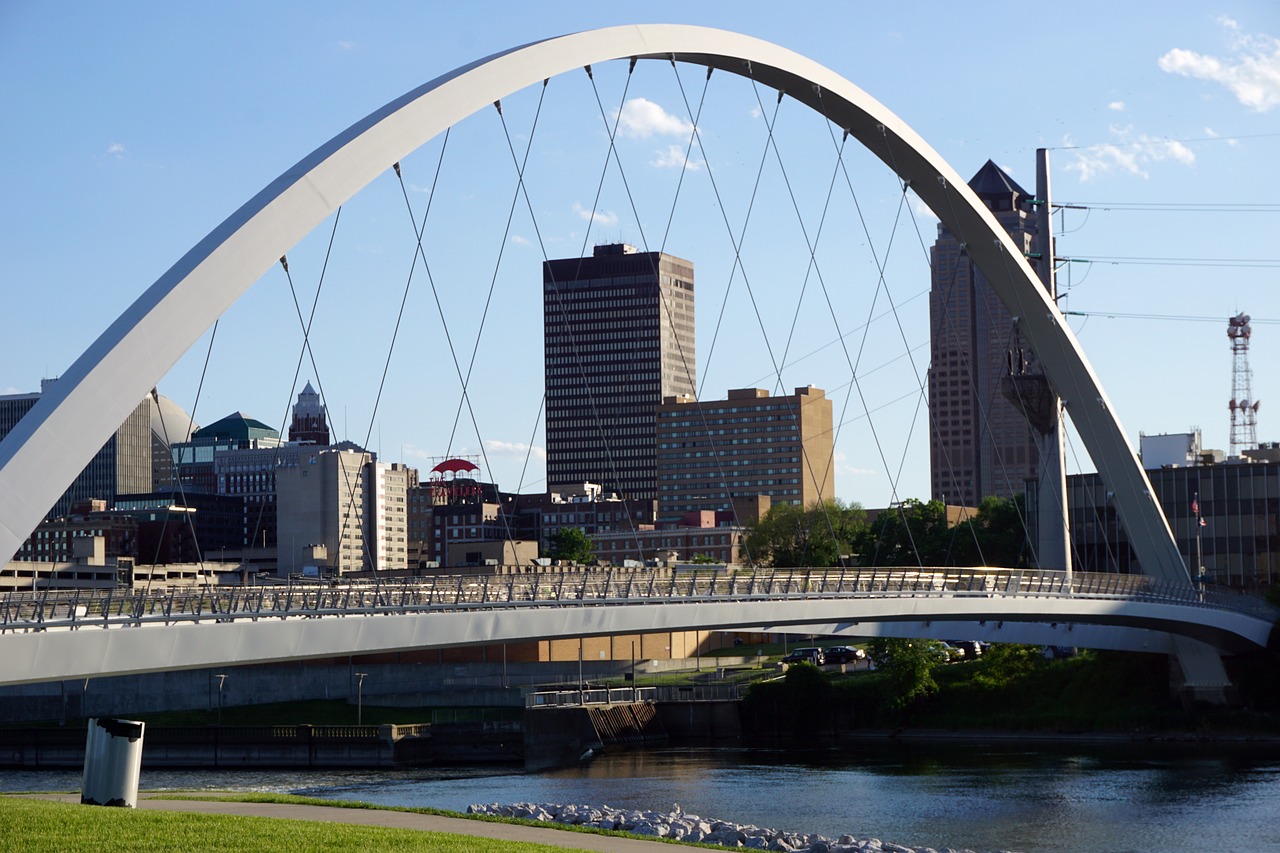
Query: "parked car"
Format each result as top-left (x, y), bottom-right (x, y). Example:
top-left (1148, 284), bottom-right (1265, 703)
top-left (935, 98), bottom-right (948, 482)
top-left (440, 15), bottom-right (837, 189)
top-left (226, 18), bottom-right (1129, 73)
top-left (823, 646), bottom-right (866, 665)
top-left (937, 642), bottom-right (965, 662)
top-left (782, 647), bottom-right (825, 666)
top-left (952, 640), bottom-right (983, 659)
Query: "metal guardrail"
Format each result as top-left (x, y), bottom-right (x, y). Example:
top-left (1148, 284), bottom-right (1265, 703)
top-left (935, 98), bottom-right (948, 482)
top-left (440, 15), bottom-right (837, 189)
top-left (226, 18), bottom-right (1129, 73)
top-left (652, 683), bottom-right (746, 703)
top-left (526, 687), bottom-right (659, 708)
top-left (0, 567), bottom-right (1273, 633)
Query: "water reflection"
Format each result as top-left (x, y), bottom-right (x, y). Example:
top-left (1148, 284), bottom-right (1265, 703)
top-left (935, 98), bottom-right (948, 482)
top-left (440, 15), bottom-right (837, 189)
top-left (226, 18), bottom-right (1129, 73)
top-left (4, 742), bottom-right (1280, 853)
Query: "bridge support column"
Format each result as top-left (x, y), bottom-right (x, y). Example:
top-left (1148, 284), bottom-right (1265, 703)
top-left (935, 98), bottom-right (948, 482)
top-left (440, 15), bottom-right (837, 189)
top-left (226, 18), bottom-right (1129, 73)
top-left (1171, 638), bottom-right (1233, 706)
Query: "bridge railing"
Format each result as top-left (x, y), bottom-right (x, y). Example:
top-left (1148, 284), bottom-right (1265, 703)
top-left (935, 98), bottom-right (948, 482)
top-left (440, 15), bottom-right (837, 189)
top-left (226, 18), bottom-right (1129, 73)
top-left (526, 686), bottom-right (658, 708)
top-left (0, 567), bottom-right (1273, 632)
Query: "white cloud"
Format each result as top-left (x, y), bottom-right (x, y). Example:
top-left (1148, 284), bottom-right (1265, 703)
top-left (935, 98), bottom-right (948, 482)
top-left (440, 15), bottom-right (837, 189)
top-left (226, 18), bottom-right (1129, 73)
top-left (908, 190), bottom-right (937, 222)
top-left (1107, 101), bottom-right (1126, 111)
top-left (749, 105), bottom-right (762, 119)
top-left (615, 97), bottom-right (694, 138)
top-left (337, 40), bottom-right (356, 51)
top-left (833, 452), bottom-right (876, 477)
top-left (106, 142), bottom-right (125, 158)
top-left (484, 439), bottom-right (546, 461)
top-left (651, 143), bottom-right (701, 171)
top-left (1063, 126), bottom-right (1195, 182)
top-left (1158, 21), bottom-right (1280, 111)
top-left (572, 201), bottom-right (618, 227)
top-left (510, 234), bottom-right (531, 246)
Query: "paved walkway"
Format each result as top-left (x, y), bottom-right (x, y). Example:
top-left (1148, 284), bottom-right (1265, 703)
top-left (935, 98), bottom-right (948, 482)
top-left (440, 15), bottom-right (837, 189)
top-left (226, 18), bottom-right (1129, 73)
top-left (21, 793), bottom-right (675, 851)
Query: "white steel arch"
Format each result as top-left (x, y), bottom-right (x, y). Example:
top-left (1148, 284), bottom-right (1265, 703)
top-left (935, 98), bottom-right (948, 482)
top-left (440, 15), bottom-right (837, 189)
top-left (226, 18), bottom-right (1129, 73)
top-left (0, 24), bottom-right (1231, 693)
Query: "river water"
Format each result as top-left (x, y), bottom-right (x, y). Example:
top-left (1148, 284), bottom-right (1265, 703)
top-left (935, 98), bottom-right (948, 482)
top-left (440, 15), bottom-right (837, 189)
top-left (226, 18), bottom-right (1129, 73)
top-left (5, 740), bottom-right (1280, 852)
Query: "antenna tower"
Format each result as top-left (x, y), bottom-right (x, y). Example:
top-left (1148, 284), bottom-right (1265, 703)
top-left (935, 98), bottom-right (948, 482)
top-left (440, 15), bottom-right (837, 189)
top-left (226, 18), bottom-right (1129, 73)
top-left (1227, 312), bottom-right (1259, 456)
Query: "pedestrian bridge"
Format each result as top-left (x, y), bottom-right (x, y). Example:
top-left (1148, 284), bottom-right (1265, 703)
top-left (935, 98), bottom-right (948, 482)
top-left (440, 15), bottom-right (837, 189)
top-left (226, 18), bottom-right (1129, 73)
top-left (0, 567), bottom-right (1273, 686)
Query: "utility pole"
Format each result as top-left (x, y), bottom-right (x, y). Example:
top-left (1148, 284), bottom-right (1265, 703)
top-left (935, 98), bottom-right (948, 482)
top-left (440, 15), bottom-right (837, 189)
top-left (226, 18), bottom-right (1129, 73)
top-left (1034, 148), bottom-right (1072, 581)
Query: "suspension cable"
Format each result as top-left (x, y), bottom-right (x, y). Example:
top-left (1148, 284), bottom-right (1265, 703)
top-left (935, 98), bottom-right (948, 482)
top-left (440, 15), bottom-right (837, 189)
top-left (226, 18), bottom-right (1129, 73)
top-left (394, 130), bottom-right (521, 547)
top-left (595, 58), bottom-right (768, 561)
top-left (147, 320), bottom-right (218, 591)
top-left (741, 83), bottom-right (866, 566)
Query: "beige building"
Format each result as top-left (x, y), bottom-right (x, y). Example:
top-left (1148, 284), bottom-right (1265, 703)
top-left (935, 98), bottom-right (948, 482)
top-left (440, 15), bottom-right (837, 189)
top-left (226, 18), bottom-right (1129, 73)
top-left (276, 449), bottom-right (413, 575)
top-left (656, 386), bottom-right (834, 521)
top-left (368, 460), bottom-right (411, 572)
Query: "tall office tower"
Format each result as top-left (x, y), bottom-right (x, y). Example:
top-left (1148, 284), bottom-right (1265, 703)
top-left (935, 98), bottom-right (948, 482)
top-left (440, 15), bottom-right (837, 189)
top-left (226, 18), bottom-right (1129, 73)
top-left (656, 386), bottom-right (835, 520)
top-left (0, 380), bottom-right (152, 521)
top-left (928, 161), bottom-right (1046, 506)
top-left (543, 243), bottom-right (695, 501)
top-left (288, 381), bottom-right (330, 446)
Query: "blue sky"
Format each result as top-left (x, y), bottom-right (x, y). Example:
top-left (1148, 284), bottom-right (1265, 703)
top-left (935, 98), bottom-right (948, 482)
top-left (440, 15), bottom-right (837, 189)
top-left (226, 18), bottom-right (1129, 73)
top-left (1, 2), bottom-right (1277, 508)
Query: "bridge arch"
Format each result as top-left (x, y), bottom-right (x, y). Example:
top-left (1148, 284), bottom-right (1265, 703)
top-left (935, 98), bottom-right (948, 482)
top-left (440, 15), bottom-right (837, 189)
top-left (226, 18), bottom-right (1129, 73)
top-left (0, 25), bottom-right (1230, 691)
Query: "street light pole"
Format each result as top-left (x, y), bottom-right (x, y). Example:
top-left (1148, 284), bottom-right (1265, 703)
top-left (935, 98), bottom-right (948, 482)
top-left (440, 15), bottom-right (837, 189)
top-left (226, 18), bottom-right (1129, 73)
top-left (355, 672), bottom-right (367, 725)
top-left (214, 674), bottom-right (227, 725)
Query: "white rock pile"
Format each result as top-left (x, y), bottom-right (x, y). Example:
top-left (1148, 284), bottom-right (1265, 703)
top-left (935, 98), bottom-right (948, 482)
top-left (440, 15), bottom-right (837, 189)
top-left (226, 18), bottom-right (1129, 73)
top-left (465, 801), bottom-right (1019, 853)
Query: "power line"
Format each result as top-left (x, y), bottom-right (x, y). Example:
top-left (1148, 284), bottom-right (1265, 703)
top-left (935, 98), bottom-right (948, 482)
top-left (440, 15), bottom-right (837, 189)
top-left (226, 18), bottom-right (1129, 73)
top-left (1056, 201), bottom-right (1280, 213)
top-left (1065, 309), bottom-right (1280, 325)
top-left (1057, 255), bottom-right (1280, 269)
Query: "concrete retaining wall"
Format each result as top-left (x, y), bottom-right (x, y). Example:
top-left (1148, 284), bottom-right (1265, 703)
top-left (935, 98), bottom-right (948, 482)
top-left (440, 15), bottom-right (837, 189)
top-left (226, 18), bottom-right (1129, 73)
top-left (0, 661), bottom-right (662, 723)
top-left (0, 723), bottom-right (436, 769)
top-left (656, 700), bottom-right (742, 742)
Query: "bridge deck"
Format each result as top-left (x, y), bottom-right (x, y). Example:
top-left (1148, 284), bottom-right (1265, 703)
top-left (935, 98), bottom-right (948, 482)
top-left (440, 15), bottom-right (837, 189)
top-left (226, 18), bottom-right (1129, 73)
top-left (0, 567), bottom-right (1272, 631)
top-left (0, 568), bottom-right (1272, 687)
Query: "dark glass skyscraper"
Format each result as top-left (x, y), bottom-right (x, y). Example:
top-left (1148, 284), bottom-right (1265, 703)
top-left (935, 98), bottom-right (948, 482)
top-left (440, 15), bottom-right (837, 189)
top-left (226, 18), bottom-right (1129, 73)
top-left (928, 161), bottom-right (1047, 506)
top-left (543, 243), bottom-right (695, 501)
top-left (0, 381), bottom-right (151, 521)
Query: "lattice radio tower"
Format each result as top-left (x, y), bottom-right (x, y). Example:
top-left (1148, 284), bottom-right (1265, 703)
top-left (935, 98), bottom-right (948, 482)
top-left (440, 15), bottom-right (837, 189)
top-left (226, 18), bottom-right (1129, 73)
top-left (1227, 312), bottom-right (1259, 457)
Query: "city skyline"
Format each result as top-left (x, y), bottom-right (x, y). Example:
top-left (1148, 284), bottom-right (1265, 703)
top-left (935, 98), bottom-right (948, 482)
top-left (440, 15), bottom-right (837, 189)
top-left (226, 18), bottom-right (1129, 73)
top-left (1, 3), bottom-right (1277, 511)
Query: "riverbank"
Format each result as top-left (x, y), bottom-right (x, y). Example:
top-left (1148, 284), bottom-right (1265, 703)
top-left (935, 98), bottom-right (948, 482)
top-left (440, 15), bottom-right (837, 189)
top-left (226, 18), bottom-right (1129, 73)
top-left (10, 793), bottom-right (680, 852)
top-left (467, 800), bottom-right (1009, 853)
top-left (9, 741), bottom-right (1280, 853)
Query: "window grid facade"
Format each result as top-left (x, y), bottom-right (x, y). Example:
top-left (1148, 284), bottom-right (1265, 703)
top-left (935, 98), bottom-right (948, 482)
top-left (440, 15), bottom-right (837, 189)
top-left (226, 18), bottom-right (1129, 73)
top-left (543, 244), bottom-right (695, 502)
top-left (656, 386), bottom-right (834, 521)
top-left (1054, 457), bottom-right (1280, 591)
top-left (928, 161), bottom-right (1046, 506)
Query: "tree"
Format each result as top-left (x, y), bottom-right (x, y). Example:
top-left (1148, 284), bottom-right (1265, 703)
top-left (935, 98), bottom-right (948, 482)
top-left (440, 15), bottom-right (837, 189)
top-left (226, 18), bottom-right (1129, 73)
top-left (854, 499), bottom-right (952, 566)
top-left (547, 527), bottom-right (594, 564)
top-left (853, 495), bottom-right (1030, 568)
top-left (972, 643), bottom-right (1043, 688)
top-left (743, 499), bottom-right (867, 567)
top-left (867, 638), bottom-right (943, 709)
top-left (966, 495), bottom-right (1031, 568)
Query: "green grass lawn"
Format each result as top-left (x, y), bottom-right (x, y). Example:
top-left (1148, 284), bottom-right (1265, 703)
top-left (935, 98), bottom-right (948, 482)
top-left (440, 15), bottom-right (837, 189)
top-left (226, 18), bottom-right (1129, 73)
top-left (0, 797), bottom-right (568, 853)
